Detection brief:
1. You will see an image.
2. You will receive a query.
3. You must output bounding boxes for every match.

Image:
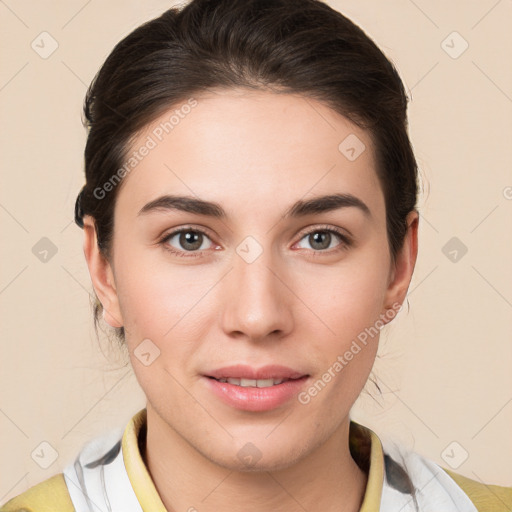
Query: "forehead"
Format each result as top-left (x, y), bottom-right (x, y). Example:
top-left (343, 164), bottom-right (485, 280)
top-left (115, 89), bottom-right (384, 222)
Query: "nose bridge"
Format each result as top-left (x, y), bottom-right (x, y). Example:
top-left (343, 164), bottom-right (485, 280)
top-left (221, 236), bottom-right (292, 340)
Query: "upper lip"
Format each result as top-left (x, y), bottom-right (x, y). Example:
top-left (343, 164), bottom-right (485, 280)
top-left (205, 364), bottom-right (308, 380)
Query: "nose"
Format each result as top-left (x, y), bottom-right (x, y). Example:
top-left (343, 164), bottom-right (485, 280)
top-left (220, 241), bottom-right (294, 343)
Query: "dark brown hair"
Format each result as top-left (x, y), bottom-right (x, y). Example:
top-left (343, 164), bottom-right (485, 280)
top-left (74, 0), bottom-right (418, 345)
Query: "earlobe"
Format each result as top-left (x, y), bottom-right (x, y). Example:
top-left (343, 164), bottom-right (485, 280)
top-left (383, 210), bottom-right (419, 317)
top-left (82, 216), bottom-right (124, 329)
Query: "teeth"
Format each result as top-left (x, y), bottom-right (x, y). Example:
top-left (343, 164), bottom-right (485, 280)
top-left (219, 377), bottom-right (287, 387)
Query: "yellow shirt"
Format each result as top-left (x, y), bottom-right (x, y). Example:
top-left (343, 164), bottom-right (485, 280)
top-left (1, 408), bottom-right (510, 511)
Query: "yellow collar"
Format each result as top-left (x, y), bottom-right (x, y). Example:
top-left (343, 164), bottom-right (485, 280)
top-left (122, 408), bottom-right (384, 511)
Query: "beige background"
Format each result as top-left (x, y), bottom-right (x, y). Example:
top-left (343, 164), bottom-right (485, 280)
top-left (1, 0), bottom-right (511, 503)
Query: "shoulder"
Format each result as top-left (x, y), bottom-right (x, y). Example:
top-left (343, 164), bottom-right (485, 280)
top-left (442, 467), bottom-right (512, 512)
top-left (0, 473), bottom-right (74, 512)
top-left (378, 435), bottom-right (511, 511)
top-left (0, 413), bottom-right (139, 512)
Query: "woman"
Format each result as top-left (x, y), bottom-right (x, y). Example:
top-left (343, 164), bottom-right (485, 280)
top-left (2, 0), bottom-right (510, 511)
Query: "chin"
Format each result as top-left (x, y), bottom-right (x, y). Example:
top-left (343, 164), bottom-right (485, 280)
top-left (201, 435), bottom-right (315, 474)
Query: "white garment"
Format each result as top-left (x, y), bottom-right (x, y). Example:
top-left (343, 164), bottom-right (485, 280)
top-left (63, 428), bottom-right (142, 512)
top-left (62, 427), bottom-right (478, 512)
top-left (379, 438), bottom-right (477, 511)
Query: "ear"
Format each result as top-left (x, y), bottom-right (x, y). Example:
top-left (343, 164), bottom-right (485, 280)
top-left (382, 210), bottom-right (419, 319)
top-left (82, 215), bottom-right (124, 328)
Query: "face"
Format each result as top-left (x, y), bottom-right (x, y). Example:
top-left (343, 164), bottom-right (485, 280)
top-left (84, 88), bottom-right (417, 471)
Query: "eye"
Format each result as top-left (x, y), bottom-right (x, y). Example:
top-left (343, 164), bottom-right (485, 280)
top-left (159, 225), bottom-right (352, 259)
top-left (160, 227), bottom-right (216, 257)
top-left (294, 226), bottom-right (351, 254)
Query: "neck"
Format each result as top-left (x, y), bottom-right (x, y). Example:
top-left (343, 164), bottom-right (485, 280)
top-left (142, 404), bottom-right (368, 512)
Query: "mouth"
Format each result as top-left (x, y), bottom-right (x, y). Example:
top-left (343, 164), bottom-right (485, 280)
top-left (206, 376), bottom-right (306, 387)
top-left (204, 364), bottom-right (309, 384)
top-left (202, 364), bottom-right (310, 411)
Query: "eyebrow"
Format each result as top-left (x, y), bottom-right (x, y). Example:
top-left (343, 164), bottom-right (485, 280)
top-left (137, 193), bottom-right (371, 219)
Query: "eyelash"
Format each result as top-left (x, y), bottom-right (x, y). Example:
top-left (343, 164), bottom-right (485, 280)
top-left (158, 225), bottom-right (352, 259)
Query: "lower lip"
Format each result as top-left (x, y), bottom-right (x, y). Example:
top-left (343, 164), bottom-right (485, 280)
top-left (203, 376), bottom-right (309, 412)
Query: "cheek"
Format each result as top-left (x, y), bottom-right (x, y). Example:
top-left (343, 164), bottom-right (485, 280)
top-left (113, 246), bottom-right (207, 334)
top-left (113, 252), bottom-right (218, 386)
top-left (297, 269), bottom-right (384, 414)
top-left (294, 242), bottom-right (390, 404)
top-left (116, 264), bottom-right (203, 388)
top-left (301, 251), bottom-right (390, 340)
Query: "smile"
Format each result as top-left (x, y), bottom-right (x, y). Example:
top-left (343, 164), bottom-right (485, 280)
top-left (209, 377), bottom-right (293, 387)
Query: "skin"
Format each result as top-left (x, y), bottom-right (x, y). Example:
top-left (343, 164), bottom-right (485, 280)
top-left (83, 88), bottom-right (419, 512)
